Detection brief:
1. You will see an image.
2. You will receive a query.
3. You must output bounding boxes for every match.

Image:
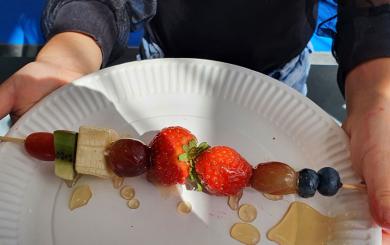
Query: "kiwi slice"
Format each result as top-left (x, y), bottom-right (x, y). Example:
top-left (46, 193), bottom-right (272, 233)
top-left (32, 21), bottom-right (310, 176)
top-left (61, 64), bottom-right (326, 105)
top-left (54, 130), bottom-right (78, 181)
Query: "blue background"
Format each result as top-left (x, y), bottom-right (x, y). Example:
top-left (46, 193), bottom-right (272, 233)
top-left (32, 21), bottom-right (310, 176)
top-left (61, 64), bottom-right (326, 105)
top-left (0, 0), bottom-right (333, 51)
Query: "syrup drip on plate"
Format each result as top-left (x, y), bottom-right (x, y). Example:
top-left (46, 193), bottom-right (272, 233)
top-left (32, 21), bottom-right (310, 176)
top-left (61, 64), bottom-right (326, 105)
top-left (230, 223), bottom-right (260, 245)
top-left (69, 185), bottom-right (92, 211)
top-left (268, 201), bottom-right (333, 245)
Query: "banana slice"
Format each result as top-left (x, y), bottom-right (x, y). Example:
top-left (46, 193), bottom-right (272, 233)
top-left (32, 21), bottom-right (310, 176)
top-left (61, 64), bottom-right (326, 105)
top-left (75, 126), bottom-right (119, 178)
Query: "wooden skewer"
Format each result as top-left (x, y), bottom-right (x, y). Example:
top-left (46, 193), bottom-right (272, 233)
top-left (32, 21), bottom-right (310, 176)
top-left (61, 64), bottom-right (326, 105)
top-left (342, 183), bottom-right (366, 191)
top-left (0, 136), bottom-right (25, 144)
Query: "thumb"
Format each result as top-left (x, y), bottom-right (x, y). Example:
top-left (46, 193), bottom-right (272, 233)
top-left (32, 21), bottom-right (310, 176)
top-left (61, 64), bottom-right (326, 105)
top-left (363, 149), bottom-right (390, 229)
top-left (0, 79), bottom-right (15, 119)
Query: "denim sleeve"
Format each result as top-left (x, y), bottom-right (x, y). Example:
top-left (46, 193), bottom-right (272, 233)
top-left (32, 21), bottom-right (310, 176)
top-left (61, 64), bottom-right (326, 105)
top-left (41, 0), bottom-right (132, 67)
top-left (334, 1), bottom-right (390, 95)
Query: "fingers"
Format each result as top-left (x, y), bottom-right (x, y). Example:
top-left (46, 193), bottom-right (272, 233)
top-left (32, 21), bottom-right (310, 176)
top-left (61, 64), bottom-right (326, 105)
top-left (362, 148), bottom-right (390, 229)
top-left (0, 79), bottom-right (15, 119)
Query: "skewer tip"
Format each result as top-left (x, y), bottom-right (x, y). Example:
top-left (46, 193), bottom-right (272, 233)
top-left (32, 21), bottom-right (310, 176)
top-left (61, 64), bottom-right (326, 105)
top-left (342, 183), bottom-right (366, 191)
top-left (0, 136), bottom-right (25, 144)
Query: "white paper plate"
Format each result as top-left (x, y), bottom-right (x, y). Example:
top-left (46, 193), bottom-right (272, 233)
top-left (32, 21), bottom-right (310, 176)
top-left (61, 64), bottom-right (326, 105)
top-left (0, 59), bottom-right (381, 245)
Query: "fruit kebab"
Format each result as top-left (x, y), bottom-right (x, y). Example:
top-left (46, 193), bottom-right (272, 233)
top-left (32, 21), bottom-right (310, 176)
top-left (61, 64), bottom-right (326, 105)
top-left (0, 125), bottom-right (365, 198)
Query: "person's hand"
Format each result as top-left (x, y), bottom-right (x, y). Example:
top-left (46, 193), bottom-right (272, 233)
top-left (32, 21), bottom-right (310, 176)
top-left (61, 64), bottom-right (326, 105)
top-left (343, 58), bottom-right (390, 243)
top-left (0, 60), bottom-right (84, 121)
top-left (343, 95), bottom-right (390, 226)
top-left (0, 32), bottom-right (102, 123)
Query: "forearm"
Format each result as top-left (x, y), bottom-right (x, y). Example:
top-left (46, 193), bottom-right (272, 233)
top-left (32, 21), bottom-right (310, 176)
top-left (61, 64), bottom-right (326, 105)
top-left (41, 0), bottom-right (132, 67)
top-left (345, 58), bottom-right (390, 117)
top-left (37, 32), bottom-right (102, 75)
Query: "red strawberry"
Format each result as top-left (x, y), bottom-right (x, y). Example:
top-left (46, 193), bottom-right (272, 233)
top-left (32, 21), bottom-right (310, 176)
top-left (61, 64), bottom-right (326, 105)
top-left (147, 126), bottom-right (197, 185)
top-left (195, 146), bottom-right (253, 196)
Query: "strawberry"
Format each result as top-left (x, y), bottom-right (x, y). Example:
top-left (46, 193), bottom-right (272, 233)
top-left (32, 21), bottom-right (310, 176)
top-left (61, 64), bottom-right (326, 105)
top-left (194, 146), bottom-right (253, 196)
top-left (147, 126), bottom-right (198, 185)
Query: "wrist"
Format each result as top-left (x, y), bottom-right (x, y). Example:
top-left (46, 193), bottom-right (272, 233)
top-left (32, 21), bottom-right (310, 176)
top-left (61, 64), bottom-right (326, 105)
top-left (36, 32), bottom-right (103, 75)
top-left (345, 58), bottom-right (390, 117)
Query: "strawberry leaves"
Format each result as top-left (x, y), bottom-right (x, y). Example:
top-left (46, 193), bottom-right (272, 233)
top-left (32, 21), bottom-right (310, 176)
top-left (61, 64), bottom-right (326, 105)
top-left (179, 139), bottom-right (209, 192)
top-left (178, 139), bottom-right (209, 162)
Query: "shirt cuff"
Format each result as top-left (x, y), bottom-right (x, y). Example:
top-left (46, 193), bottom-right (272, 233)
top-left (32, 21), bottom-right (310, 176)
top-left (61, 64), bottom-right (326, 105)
top-left (44, 1), bottom-right (117, 67)
top-left (334, 4), bottom-right (390, 95)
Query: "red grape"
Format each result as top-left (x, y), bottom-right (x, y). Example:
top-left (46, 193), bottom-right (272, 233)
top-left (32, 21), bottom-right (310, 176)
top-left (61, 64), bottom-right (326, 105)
top-left (24, 132), bottom-right (55, 161)
top-left (106, 139), bottom-right (150, 177)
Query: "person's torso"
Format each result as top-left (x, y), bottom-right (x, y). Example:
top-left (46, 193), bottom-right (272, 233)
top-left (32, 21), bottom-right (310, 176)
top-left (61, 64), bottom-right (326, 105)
top-left (148, 0), bottom-right (318, 73)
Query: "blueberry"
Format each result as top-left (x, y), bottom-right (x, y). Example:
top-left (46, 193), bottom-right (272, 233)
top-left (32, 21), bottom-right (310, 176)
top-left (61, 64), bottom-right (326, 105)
top-left (317, 167), bottom-right (342, 196)
top-left (298, 168), bottom-right (319, 198)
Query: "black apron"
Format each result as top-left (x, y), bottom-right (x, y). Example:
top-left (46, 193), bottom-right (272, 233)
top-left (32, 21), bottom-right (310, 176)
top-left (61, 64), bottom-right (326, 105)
top-left (148, 0), bottom-right (318, 73)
